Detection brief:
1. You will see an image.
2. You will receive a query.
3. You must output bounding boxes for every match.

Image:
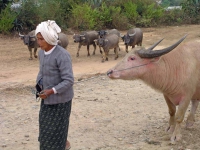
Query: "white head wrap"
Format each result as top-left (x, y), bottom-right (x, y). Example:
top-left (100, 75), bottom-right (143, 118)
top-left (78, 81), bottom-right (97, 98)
top-left (35, 20), bottom-right (61, 45)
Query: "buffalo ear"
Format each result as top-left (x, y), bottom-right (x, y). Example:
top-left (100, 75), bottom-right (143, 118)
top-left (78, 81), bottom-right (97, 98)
top-left (151, 57), bottom-right (160, 63)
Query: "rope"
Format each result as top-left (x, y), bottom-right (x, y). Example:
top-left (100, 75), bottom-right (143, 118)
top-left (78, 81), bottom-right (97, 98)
top-left (111, 63), bottom-right (151, 73)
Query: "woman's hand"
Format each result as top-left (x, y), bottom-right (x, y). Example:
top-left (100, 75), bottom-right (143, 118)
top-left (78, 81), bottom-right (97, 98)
top-left (39, 89), bottom-right (54, 99)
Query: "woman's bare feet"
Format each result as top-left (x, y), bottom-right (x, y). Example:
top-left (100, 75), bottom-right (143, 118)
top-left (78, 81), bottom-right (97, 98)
top-left (66, 140), bottom-right (71, 150)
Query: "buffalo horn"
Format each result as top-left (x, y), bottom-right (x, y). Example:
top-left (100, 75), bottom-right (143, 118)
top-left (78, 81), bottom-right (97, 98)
top-left (19, 32), bottom-right (24, 37)
top-left (128, 32), bottom-right (136, 37)
top-left (137, 34), bottom-right (187, 58)
top-left (147, 38), bottom-right (164, 51)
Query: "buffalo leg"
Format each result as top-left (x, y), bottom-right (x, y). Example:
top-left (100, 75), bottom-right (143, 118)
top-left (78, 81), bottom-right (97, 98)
top-left (125, 45), bottom-right (128, 53)
top-left (170, 96), bottom-right (191, 144)
top-left (87, 45), bottom-right (90, 56)
top-left (99, 46), bottom-right (102, 54)
top-left (28, 47), bottom-right (33, 60)
top-left (186, 99), bottom-right (199, 128)
top-left (76, 44), bottom-right (81, 57)
top-left (105, 50), bottom-right (109, 61)
top-left (114, 47), bottom-right (119, 60)
top-left (92, 43), bottom-right (96, 55)
top-left (164, 95), bottom-right (176, 133)
top-left (34, 48), bottom-right (37, 58)
top-left (101, 49), bottom-right (106, 62)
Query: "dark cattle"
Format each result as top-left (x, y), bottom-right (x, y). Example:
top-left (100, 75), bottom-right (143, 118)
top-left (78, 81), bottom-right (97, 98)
top-left (98, 29), bottom-right (121, 38)
top-left (107, 35), bottom-right (200, 144)
top-left (73, 31), bottom-right (100, 57)
top-left (19, 30), bottom-right (39, 60)
top-left (95, 34), bottom-right (119, 62)
top-left (121, 28), bottom-right (143, 53)
top-left (19, 31), bottom-right (69, 59)
top-left (57, 32), bottom-right (69, 49)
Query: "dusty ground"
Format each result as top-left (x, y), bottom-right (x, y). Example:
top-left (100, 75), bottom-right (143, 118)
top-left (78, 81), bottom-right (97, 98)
top-left (1, 25), bottom-right (200, 150)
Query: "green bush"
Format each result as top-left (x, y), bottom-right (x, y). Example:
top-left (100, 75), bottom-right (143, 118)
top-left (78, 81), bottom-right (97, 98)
top-left (181, 0), bottom-right (200, 24)
top-left (70, 3), bottom-right (99, 30)
top-left (0, 4), bottom-right (17, 34)
top-left (123, 1), bottom-right (138, 24)
top-left (110, 6), bottom-right (130, 30)
top-left (136, 3), bottom-right (164, 27)
top-left (37, 0), bottom-right (67, 29)
top-left (17, 0), bottom-right (39, 31)
top-left (161, 9), bottom-right (183, 25)
top-left (98, 2), bottom-right (113, 28)
top-left (2, 0), bottom-right (200, 33)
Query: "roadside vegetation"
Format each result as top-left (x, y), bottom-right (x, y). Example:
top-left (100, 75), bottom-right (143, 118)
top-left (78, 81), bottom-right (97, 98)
top-left (0, 0), bottom-right (200, 34)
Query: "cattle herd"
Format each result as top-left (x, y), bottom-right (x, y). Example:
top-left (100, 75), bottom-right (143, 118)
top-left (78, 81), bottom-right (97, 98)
top-left (19, 28), bottom-right (143, 62)
top-left (19, 28), bottom-right (200, 145)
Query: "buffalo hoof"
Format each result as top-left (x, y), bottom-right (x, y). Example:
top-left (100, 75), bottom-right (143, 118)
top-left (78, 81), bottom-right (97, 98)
top-left (106, 58), bottom-right (108, 61)
top-left (34, 55), bottom-right (38, 58)
top-left (101, 59), bottom-right (105, 63)
top-left (76, 53), bottom-right (79, 57)
top-left (186, 121), bottom-right (194, 128)
top-left (170, 133), bottom-right (182, 145)
top-left (29, 57), bottom-right (33, 60)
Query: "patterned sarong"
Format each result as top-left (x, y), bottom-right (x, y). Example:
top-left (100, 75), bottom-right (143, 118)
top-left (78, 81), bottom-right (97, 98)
top-left (39, 100), bottom-right (72, 150)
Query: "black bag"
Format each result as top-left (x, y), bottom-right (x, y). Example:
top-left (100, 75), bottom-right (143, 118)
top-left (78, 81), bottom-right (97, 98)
top-left (35, 83), bottom-right (42, 99)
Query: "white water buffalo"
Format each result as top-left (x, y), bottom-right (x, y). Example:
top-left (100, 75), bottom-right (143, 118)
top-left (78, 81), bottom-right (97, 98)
top-left (73, 31), bottom-right (100, 57)
top-left (95, 34), bottom-right (119, 62)
top-left (19, 31), bottom-right (69, 59)
top-left (121, 28), bottom-right (143, 53)
top-left (107, 35), bottom-right (200, 144)
top-left (98, 29), bottom-right (121, 38)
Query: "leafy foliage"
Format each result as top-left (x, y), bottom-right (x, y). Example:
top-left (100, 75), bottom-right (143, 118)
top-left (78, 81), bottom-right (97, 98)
top-left (70, 3), bottom-right (99, 30)
top-left (16, 0), bottom-right (39, 31)
top-left (160, 9), bottom-right (183, 25)
top-left (98, 2), bottom-right (113, 28)
top-left (122, 1), bottom-right (138, 24)
top-left (37, 0), bottom-right (66, 29)
top-left (1, 0), bottom-right (200, 33)
top-left (0, 4), bottom-right (17, 34)
top-left (0, 0), bottom-right (12, 12)
top-left (181, 0), bottom-right (200, 23)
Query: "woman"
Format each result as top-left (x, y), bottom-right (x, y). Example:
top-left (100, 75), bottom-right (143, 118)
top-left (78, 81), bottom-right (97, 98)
top-left (35, 20), bottom-right (73, 150)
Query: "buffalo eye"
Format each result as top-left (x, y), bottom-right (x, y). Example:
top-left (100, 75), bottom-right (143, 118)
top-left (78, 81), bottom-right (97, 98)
top-left (128, 56), bottom-right (135, 61)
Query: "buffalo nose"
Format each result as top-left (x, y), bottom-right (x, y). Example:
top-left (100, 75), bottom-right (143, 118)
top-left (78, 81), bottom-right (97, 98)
top-left (107, 70), bottom-right (113, 76)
